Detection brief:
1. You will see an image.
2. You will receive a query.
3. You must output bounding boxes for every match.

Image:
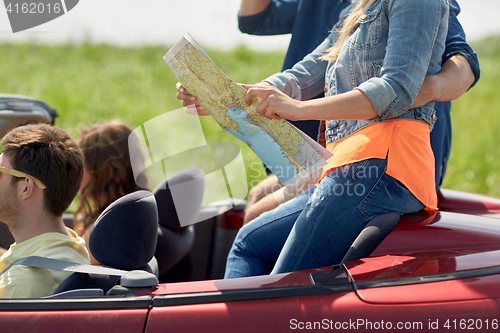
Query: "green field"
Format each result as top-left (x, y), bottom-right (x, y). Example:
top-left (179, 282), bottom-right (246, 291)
top-left (0, 37), bottom-right (499, 199)
top-left (441, 36), bottom-right (500, 198)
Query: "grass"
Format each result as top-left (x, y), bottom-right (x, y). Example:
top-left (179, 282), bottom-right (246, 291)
top-left (0, 43), bottom-right (282, 135)
top-left (0, 37), bottom-right (499, 200)
top-left (441, 36), bottom-right (500, 198)
top-left (0, 42), bottom-right (284, 194)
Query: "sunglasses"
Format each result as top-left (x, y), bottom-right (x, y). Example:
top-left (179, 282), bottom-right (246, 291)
top-left (0, 165), bottom-right (46, 189)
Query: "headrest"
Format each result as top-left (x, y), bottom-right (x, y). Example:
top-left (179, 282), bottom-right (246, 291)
top-left (152, 167), bottom-right (204, 232)
top-left (89, 190), bottom-right (159, 271)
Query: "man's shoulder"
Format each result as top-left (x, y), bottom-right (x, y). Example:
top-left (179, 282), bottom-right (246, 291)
top-left (34, 230), bottom-right (89, 263)
top-left (9, 230), bottom-right (88, 263)
top-left (0, 230), bottom-right (90, 298)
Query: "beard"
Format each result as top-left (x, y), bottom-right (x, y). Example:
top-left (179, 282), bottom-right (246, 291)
top-left (0, 183), bottom-right (21, 231)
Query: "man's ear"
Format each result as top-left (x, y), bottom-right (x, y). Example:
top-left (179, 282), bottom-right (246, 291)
top-left (19, 177), bottom-right (35, 200)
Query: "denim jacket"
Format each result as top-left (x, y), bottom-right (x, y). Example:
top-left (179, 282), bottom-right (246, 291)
top-left (265, 0), bottom-right (449, 144)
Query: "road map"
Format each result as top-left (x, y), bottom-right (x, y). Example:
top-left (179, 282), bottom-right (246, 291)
top-left (164, 34), bottom-right (332, 186)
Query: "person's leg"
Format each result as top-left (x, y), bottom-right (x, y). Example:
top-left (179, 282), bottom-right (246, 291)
top-left (245, 175), bottom-right (283, 210)
top-left (224, 185), bottom-right (316, 278)
top-left (271, 159), bottom-right (424, 274)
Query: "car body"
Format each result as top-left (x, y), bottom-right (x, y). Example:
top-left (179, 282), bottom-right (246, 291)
top-left (0, 188), bottom-right (500, 332)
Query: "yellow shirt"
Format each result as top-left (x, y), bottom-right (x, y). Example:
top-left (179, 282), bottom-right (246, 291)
top-left (322, 120), bottom-right (437, 210)
top-left (0, 228), bottom-right (90, 298)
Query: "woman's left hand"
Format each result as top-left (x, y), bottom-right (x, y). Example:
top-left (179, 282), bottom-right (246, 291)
top-left (243, 84), bottom-right (304, 121)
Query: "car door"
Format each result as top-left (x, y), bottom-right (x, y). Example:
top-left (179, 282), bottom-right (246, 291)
top-left (0, 296), bottom-right (151, 333)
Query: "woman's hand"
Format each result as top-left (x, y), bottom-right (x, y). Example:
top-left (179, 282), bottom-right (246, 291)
top-left (243, 84), bottom-right (304, 121)
top-left (176, 82), bottom-right (210, 115)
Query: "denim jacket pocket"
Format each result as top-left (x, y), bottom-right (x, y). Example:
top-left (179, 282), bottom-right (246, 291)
top-left (348, 0), bottom-right (383, 50)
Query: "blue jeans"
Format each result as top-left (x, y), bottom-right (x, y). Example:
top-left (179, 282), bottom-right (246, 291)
top-left (224, 158), bottom-right (424, 278)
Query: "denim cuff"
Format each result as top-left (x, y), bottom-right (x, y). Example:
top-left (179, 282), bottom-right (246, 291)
top-left (263, 76), bottom-right (302, 101)
top-left (355, 77), bottom-right (397, 119)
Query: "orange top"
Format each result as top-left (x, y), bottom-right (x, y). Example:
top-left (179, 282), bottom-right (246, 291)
top-left (321, 120), bottom-right (437, 210)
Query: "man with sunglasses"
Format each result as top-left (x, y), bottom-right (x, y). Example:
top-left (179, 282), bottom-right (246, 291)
top-left (0, 123), bottom-right (90, 298)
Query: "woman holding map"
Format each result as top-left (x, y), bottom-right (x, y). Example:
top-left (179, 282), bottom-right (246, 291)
top-left (179, 0), bottom-right (449, 277)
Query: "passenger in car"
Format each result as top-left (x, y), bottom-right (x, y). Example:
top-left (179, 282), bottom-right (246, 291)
top-left (74, 120), bottom-right (144, 265)
top-left (0, 124), bottom-right (90, 298)
top-left (74, 120), bottom-right (193, 279)
top-left (220, 0), bottom-right (453, 277)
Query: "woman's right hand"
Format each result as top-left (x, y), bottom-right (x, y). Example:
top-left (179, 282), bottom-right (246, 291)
top-left (176, 82), bottom-right (210, 115)
top-left (244, 84), bottom-right (304, 121)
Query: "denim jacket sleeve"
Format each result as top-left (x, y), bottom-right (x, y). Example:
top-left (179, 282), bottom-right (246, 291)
top-left (263, 32), bottom-right (335, 101)
top-left (238, 0), bottom-right (299, 35)
top-left (356, 0), bottom-right (448, 119)
top-left (443, 0), bottom-right (480, 88)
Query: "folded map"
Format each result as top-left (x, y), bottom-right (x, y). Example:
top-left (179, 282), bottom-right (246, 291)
top-left (164, 34), bottom-right (332, 187)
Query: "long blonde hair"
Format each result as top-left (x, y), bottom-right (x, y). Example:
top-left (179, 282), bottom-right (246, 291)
top-left (320, 0), bottom-right (377, 61)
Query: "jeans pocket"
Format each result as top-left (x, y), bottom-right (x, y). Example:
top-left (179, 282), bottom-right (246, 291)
top-left (357, 173), bottom-right (424, 220)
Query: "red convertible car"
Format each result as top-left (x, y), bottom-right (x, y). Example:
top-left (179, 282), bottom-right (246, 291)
top-left (1, 94), bottom-right (500, 332)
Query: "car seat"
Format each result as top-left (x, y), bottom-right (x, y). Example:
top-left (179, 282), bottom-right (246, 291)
top-left (153, 167), bottom-right (204, 278)
top-left (340, 213), bottom-right (401, 263)
top-left (54, 190), bottom-right (159, 294)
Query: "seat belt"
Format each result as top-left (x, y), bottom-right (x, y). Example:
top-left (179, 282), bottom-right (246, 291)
top-left (0, 256), bottom-right (128, 277)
